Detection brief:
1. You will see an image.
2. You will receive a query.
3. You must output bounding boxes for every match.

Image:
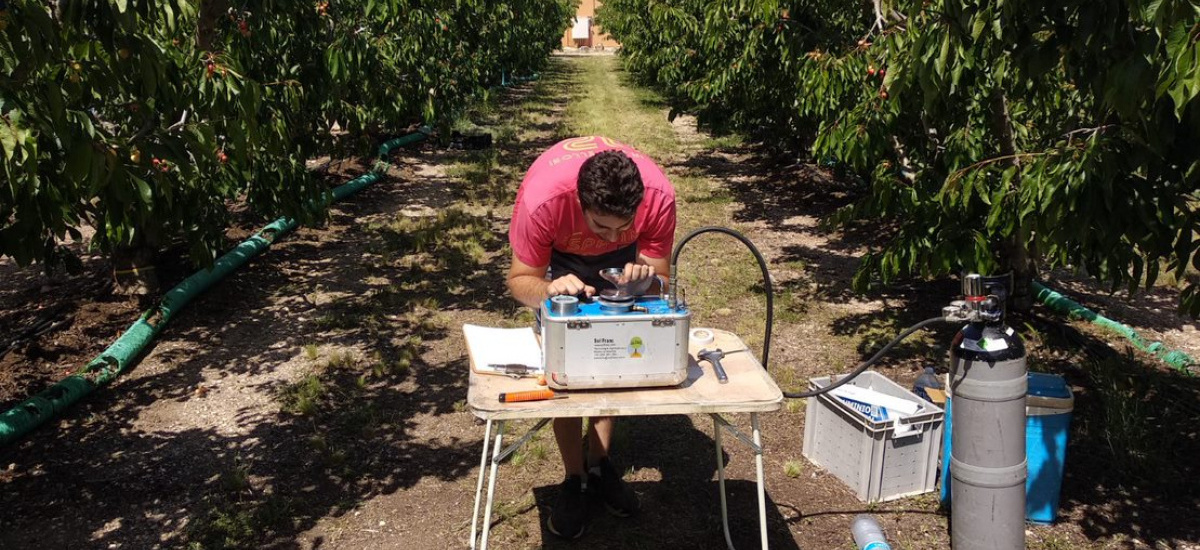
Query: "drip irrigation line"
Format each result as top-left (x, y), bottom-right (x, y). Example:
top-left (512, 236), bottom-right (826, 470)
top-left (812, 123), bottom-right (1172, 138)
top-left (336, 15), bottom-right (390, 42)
top-left (0, 310), bottom-right (73, 361)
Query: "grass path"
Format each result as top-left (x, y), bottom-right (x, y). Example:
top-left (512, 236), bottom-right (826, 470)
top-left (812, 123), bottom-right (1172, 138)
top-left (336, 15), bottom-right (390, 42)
top-left (441, 54), bottom-right (956, 550)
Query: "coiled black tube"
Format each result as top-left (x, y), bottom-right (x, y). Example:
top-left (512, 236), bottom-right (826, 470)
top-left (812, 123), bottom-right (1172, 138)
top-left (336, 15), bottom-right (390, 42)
top-left (670, 226), bottom-right (774, 369)
top-left (669, 227), bottom-right (946, 398)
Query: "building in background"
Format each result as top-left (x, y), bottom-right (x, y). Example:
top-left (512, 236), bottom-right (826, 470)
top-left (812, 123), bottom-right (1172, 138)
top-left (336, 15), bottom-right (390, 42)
top-left (561, 0), bottom-right (621, 50)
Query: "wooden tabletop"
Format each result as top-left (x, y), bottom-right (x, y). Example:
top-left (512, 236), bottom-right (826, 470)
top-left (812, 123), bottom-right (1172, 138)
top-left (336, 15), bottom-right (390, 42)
top-left (468, 329), bottom-right (783, 420)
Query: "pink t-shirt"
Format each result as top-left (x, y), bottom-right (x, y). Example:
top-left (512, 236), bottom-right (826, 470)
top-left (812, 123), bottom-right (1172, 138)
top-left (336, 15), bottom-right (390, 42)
top-left (510, 136), bottom-right (676, 267)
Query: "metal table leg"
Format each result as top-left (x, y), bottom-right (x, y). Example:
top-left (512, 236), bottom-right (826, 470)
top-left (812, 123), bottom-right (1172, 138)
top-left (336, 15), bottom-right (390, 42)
top-left (469, 419), bottom-right (493, 550)
top-left (753, 413), bottom-right (767, 550)
top-left (711, 413), bottom-right (769, 550)
top-left (471, 419), bottom-right (550, 549)
top-left (479, 420), bottom-right (505, 550)
top-left (714, 415), bottom-right (735, 550)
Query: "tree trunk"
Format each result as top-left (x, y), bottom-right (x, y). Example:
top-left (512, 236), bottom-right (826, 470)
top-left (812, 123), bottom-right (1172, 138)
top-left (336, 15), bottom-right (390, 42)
top-left (112, 245), bottom-right (159, 296)
top-left (196, 0), bottom-right (229, 51)
top-left (990, 91), bottom-right (1036, 313)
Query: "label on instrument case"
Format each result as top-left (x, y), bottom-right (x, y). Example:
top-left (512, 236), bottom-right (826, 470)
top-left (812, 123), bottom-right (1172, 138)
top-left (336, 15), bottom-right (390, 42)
top-left (542, 296), bottom-right (690, 389)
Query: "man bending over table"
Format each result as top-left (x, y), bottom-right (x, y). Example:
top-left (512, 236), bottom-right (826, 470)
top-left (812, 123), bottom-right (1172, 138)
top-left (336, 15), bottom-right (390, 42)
top-left (505, 135), bottom-right (677, 539)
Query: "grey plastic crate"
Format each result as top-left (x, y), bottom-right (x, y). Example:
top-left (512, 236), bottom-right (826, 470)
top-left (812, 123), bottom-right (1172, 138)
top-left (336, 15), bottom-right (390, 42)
top-left (801, 371), bottom-right (944, 503)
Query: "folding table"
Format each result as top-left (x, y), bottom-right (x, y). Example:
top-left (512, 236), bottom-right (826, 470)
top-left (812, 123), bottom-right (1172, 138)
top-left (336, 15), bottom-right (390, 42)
top-left (466, 329), bottom-right (783, 549)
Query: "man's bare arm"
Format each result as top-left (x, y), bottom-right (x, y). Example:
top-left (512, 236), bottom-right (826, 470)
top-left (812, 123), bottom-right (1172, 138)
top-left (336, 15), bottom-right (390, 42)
top-left (506, 254), bottom-right (596, 309)
top-left (633, 253), bottom-right (670, 294)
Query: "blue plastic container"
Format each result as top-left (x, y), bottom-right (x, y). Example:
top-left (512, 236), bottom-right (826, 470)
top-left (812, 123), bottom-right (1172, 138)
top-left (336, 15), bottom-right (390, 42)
top-left (940, 372), bottom-right (1074, 523)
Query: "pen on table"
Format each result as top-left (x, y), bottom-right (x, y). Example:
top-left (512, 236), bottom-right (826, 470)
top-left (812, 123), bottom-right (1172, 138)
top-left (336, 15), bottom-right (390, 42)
top-left (499, 389), bottom-right (566, 403)
top-left (487, 364), bottom-right (539, 377)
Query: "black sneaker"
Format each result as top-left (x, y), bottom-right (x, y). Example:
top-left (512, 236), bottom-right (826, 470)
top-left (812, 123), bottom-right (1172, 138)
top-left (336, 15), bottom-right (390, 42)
top-left (588, 458), bottom-right (640, 517)
top-left (547, 475), bottom-right (587, 539)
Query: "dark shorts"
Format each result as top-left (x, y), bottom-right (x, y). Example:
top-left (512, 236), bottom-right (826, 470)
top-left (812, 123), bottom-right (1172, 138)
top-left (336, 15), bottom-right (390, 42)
top-left (548, 244), bottom-right (638, 293)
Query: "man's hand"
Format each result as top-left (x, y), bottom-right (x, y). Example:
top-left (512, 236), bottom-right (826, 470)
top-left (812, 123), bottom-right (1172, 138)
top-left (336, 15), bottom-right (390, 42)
top-left (621, 262), bottom-right (658, 295)
top-left (547, 274), bottom-right (595, 299)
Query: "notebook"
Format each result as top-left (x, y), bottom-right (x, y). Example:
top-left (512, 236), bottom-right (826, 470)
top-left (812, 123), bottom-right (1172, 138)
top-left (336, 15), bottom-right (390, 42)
top-left (462, 324), bottom-right (543, 378)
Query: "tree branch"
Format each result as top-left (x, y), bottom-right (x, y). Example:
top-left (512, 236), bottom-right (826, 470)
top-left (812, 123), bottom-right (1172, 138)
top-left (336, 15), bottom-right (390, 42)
top-left (889, 135), bottom-right (917, 183)
top-left (945, 152), bottom-right (1049, 188)
top-left (127, 113), bottom-right (159, 144)
top-left (165, 110), bottom-right (189, 133)
top-left (1061, 124), bottom-right (1117, 144)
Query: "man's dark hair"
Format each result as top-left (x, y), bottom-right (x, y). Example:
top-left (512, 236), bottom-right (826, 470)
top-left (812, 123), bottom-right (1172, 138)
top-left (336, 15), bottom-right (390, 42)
top-left (577, 150), bottom-right (644, 218)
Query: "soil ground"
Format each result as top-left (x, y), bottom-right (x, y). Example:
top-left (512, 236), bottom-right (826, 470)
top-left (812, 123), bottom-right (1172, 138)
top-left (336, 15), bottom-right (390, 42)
top-left (2, 56), bottom-right (1199, 549)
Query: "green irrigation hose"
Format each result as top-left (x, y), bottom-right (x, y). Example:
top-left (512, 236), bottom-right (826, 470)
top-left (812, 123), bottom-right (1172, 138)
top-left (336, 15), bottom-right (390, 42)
top-left (0, 127), bottom-right (431, 447)
top-left (1033, 281), bottom-right (1196, 373)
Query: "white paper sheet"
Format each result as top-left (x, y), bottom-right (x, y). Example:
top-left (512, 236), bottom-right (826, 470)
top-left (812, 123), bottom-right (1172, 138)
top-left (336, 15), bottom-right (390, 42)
top-left (463, 324), bottom-right (543, 376)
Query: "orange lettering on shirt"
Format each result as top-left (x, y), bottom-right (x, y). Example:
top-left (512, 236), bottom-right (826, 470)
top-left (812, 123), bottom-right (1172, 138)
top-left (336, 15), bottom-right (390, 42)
top-left (598, 136), bottom-right (623, 148)
top-left (563, 136), bottom-right (599, 152)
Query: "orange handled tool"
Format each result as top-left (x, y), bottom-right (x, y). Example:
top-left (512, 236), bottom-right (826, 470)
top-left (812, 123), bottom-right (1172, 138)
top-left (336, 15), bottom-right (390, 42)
top-left (498, 389), bottom-right (566, 403)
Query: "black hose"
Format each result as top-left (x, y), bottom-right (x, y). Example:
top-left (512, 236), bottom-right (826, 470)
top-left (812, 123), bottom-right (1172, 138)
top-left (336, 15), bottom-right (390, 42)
top-left (783, 316), bottom-right (946, 399)
top-left (669, 227), bottom-right (946, 398)
top-left (670, 226), bottom-right (774, 368)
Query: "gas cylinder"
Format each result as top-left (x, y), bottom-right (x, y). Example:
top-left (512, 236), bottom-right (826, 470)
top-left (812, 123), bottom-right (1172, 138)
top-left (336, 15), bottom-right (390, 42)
top-left (948, 274), bottom-right (1027, 550)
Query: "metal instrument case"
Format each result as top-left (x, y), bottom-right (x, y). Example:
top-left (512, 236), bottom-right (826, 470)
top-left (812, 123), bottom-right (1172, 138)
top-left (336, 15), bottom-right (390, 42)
top-left (541, 296), bottom-right (691, 390)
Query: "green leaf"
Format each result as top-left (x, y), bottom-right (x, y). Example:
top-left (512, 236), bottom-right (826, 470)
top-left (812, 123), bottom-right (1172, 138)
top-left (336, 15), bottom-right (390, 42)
top-left (164, 2), bottom-right (176, 33)
top-left (971, 16), bottom-right (987, 40)
top-left (936, 33), bottom-right (951, 78)
top-left (65, 140), bottom-right (92, 177)
top-left (0, 124), bottom-right (17, 162)
top-left (133, 176), bottom-right (153, 204)
top-left (1146, 258), bottom-right (1160, 289)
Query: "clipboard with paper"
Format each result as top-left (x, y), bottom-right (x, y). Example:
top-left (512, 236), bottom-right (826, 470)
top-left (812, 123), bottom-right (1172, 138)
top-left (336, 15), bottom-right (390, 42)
top-left (463, 324), bottom-right (544, 378)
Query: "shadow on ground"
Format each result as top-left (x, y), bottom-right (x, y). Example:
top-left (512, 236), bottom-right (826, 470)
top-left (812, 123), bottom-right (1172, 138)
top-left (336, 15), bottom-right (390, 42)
top-left (0, 167), bottom-right (497, 548)
top-left (1033, 320), bottom-right (1200, 546)
top-left (498, 414), bottom-right (802, 550)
